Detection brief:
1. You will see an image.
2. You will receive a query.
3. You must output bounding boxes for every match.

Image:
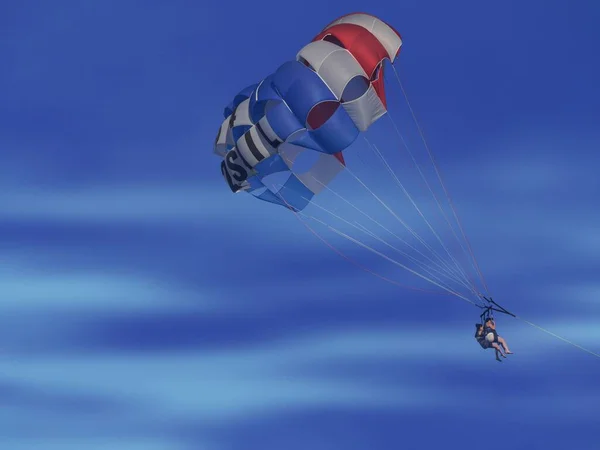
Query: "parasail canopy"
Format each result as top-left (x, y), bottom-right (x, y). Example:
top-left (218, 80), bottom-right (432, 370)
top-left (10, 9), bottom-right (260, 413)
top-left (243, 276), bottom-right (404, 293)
top-left (214, 12), bottom-right (402, 212)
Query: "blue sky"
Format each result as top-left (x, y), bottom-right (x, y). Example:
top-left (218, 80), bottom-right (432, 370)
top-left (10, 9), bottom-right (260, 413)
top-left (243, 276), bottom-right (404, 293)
top-left (1, 1), bottom-right (599, 449)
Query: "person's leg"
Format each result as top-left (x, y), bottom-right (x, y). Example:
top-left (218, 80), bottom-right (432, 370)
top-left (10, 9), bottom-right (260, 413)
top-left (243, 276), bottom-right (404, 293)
top-left (492, 343), bottom-right (505, 360)
top-left (498, 336), bottom-right (513, 354)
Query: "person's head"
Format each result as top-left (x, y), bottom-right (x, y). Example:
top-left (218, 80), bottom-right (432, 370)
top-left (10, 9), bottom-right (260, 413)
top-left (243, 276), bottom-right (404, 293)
top-left (485, 317), bottom-right (495, 328)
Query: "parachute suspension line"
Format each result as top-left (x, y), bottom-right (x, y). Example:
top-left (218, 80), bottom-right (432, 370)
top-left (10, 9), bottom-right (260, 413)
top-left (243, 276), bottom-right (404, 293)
top-left (380, 111), bottom-right (481, 299)
top-left (308, 175), bottom-right (469, 288)
top-left (342, 164), bottom-right (469, 288)
top-left (301, 195), bottom-right (465, 293)
top-left (383, 65), bottom-right (483, 297)
top-left (363, 141), bottom-right (476, 298)
top-left (365, 138), bottom-right (479, 297)
top-left (356, 222), bottom-right (467, 296)
top-left (303, 210), bottom-right (458, 295)
top-left (304, 213), bottom-right (479, 306)
top-left (307, 176), bottom-right (467, 288)
top-left (334, 167), bottom-right (469, 293)
top-left (518, 318), bottom-right (600, 359)
top-left (349, 220), bottom-right (463, 292)
top-left (307, 174), bottom-right (463, 285)
top-left (390, 62), bottom-right (491, 297)
top-left (270, 188), bottom-right (444, 295)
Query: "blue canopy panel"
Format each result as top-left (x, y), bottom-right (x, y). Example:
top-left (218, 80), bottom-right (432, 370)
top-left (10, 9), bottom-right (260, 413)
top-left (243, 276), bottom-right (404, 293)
top-left (270, 61), bottom-right (359, 154)
top-left (278, 143), bottom-right (345, 198)
top-left (263, 102), bottom-right (305, 144)
top-left (247, 142), bottom-right (345, 212)
top-left (288, 132), bottom-right (321, 152)
top-left (249, 76), bottom-right (282, 124)
top-left (254, 153), bottom-right (289, 174)
top-left (254, 189), bottom-right (290, 208)
top-left (246, 170), bottom-right (314, 212)
top-left (246, 175), bottom-right (287, 208)
top-left (273, 175), bottom-right (315, 211)
top-left (258, 89), bottom-right (331, 153)
top-left (224, 83), bottom-right (259, 118)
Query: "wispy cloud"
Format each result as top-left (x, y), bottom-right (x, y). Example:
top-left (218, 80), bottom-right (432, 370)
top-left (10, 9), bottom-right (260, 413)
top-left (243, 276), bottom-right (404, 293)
top-left (0, 185), bottom-right (236, 223)
top-left (2, 320), bottom-right (598, 447)
top-left (0, 269), bottom-right (215, 314)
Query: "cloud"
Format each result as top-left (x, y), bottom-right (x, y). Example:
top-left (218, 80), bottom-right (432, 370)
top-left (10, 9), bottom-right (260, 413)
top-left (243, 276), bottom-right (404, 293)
top-left (0, 185), bottom-right (225, 223)
top-left (3, 321), bottom-right (598, 427)
top-left (0, 183), bottom-right (316, 254)
top-left (0, 437), bottom-right (195, 450)
top-left (0, 271), bottom-right (215, 314)
top-left (0, 402), bottom-right (220, 450)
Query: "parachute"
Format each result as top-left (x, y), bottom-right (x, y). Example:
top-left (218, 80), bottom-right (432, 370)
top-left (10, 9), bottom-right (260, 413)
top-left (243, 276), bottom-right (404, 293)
top-left (215, 13), bottom-right (402, 211)
top-left (212, 12), bottom-right (494, 305)
top-left (213, 11), bottom-right (485, 300)
top-left (212, 12), bottom-right (486, 299)
top-left (211, 12), bottom-right (600, 360)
